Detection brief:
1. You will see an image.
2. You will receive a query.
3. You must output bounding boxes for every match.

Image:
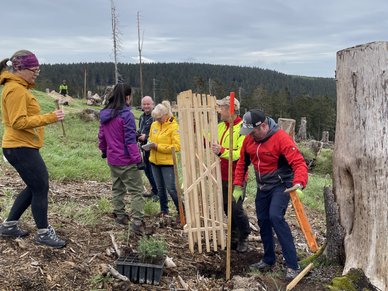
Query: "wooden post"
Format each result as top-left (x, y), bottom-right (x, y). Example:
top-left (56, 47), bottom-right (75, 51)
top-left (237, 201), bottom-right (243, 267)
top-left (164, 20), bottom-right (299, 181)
top-left (54, 100), bottom-right (66, 137)
top-left (226, 91), bottom-right (235, 281)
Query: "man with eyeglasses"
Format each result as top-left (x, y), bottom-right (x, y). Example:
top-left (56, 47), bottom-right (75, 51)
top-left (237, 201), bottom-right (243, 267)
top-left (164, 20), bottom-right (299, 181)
top-left (212, 96), bottom-right (250, 253)
top-left (233, 109), bottom-right (308, 280)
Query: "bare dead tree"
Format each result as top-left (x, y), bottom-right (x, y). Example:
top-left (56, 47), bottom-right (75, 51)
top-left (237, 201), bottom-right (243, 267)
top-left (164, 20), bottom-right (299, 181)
top-left (111, 0), bottom-right (122, 84)
top-left (137, 11), bottom-right (144, 97)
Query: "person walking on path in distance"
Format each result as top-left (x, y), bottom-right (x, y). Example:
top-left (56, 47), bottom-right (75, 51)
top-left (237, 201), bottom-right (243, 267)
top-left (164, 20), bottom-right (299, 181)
top-left (212, 96), bottom-right (250, 253)
top-left (98, 83), bottom-right (145, 234)
top-left (0, 50), bottom-right (66, 248)
top-left (138, 96), bottom-right (158, 200)
top-left (234, 109), bottom-right (308, 280)
top-left (143, 100), bottom-right (181, 223)
top-left (59, 80), bottom-right (68, 96)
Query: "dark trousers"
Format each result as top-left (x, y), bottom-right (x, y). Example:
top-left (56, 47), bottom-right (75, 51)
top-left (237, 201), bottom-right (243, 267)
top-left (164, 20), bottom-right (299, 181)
top-left (3, 148), bottom-right (49, 229)
top-left (255, 184), bottom-right (298, 269)
top-left (222, 181), bottom-right (251, 241)
top-left (151, 164), bottom-right (179, 213)
top-left (143, 151), bottom-right (158, 195)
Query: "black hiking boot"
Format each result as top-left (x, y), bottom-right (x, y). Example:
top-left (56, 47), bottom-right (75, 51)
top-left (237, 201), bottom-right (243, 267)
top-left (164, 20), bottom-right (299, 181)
top-left (250, 260), bottom-right (274, 272)
top-left (35, 225), bottom-right (66, 248)
top-left (130, 220), bottom-right (144, 235)
top-left (0, 222), bottom-right (29, 238)
top-left (236, 238), bottom-right (249, 253)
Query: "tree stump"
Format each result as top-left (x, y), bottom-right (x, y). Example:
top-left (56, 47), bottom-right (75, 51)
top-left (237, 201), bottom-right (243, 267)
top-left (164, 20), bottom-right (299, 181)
top-left (297, 117), bottom-right (307, 140)
top-left (278, 118), bottom-right (295, 139)
top-left (333, 41), bottom-right (388, 290)
top-left (321, 131), bottom-right (329, 143)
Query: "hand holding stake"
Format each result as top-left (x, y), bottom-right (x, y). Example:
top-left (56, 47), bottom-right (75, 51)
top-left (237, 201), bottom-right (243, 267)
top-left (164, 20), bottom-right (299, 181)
top-left (54, 99), bottom-right (66, 137)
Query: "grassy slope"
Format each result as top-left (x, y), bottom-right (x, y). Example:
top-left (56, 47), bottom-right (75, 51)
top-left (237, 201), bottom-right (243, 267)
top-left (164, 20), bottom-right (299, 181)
top-left (0, 88), bottom-right (331, 210)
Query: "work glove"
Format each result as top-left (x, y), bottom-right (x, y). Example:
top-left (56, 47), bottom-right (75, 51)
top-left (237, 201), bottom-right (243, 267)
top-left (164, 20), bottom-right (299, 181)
top-left (101, 152), bottom-right (107, 159)
top-left (232, 186), bottom-right (243, 202)
top-left (296, 188), bottom-right (304, 199)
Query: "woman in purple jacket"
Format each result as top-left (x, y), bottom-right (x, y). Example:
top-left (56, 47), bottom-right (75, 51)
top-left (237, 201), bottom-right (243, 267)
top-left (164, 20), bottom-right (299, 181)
top-left (98, 83), bottom-right (144, 234)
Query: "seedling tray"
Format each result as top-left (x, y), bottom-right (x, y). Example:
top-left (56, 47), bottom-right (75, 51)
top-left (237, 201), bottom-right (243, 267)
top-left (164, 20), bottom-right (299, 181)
top-left (116, 254), bottom-right (165, 285)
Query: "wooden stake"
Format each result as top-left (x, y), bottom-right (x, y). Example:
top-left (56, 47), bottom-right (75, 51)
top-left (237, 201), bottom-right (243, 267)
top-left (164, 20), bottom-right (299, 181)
top-left (286, 263), bottom-right (314, 290)
top-left (226, 91), bottom-right (235, 280)
top-left (172, 147), bottom-right (186, 226)
top-left (54, 99), bottom-right (66, 137)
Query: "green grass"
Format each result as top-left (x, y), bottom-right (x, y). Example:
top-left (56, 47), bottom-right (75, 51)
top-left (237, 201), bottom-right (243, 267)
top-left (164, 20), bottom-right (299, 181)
top-left (0, 88), bottom-right (143, 182)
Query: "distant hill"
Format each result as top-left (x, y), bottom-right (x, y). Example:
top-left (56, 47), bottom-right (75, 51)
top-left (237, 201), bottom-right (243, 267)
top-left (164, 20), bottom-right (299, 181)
top-left (37, 62), bottom-right (335, 102)
top-left (32, 62), bottom-right (336, 139)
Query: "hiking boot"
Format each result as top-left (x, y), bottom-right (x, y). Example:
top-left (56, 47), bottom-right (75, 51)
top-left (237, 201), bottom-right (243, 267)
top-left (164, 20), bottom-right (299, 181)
top-left (115, 215), bottom-right (130, 225)
top-left (35, 225), bottom-right (66, 248)
top-left (236, 238), bottom-right (248, 253)
top-left (130, 220), bottom-right (144, 235)
top-left (158, 211), bottom-right (169, 217)
top-left (285, 267), bottom-right (300, 280)
top-left (0, 222), bottom-right (29, 238)
top-left (250, 260), bottom-right (274, 272)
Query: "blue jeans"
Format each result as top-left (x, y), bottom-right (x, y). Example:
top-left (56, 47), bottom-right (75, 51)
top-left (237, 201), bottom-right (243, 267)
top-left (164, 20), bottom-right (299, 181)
top-left (151, 164), bottom-right (179, 213)
top-left (255, 184), bottom-right (298, 269)
top-left (143, 151), bottom-right (158, 195)
top-left (3, 148), bottom-right (49, 229)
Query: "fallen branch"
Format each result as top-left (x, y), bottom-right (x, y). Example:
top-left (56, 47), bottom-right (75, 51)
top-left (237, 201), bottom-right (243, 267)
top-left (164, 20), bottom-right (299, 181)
top-left (286, 263), bottom-right (314, 290)
top-left (109, 232), bottom-right (121, 257)
top-left (178, 275), bottom-right (189, 290)
top-left (107, 264), bottom-right (129, 281)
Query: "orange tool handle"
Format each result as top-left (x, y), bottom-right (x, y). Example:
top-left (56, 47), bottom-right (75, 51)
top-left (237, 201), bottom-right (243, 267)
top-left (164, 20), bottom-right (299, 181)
top-left (289, 190), bottom-right (318, 252)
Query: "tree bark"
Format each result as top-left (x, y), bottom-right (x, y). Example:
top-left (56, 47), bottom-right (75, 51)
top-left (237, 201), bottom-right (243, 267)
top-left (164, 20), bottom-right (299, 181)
top-left (323, 186), bottom-right (345, 264)
top-left (333, 41), bottom-right (388, 290)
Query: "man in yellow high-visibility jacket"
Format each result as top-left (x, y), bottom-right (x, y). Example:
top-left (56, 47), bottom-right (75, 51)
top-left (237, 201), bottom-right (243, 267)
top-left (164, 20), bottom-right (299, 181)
top-left (211, 96), bottom-right (250, 253)
top-left (59, 80), bottom-right (68, 96)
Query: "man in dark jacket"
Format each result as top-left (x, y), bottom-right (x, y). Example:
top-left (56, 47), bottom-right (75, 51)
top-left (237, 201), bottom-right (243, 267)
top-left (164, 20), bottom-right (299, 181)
top-left (138, 96), bottom-right (158, 200)
top-left (234, 109), bottom-right (308, 281)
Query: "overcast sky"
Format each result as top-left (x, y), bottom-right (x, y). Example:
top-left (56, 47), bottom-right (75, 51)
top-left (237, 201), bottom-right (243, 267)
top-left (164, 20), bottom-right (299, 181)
top-left (3, 0), bottom-right (388, 78)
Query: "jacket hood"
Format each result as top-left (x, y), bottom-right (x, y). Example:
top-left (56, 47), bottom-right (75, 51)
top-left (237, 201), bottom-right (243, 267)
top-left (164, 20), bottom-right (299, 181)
top-left (100, 106), bottom-right (131, 124)
top-left (258, 117), bottom-right (279, 142)
top-left (0, 71), bottom-right (34, 89)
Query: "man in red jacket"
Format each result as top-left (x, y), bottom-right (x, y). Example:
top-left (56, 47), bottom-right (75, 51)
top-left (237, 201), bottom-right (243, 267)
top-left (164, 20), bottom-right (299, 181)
top-left (233, 109), bottom-right (308, 280)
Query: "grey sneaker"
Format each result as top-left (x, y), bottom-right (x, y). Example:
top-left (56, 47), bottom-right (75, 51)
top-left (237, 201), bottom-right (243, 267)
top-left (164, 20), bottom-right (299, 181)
top-left (285, 267), bottom-right (300, 280)
top-left (35, 225), bottom-right (66, 248)
top-left (250, 260), bottom-right (274, 272)
top-left (0, 223), bottom-right (29, 237)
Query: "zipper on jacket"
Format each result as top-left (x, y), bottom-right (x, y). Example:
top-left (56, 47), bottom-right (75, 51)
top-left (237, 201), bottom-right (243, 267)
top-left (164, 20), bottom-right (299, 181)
top-left (256, 143), bottom-right (261, 182)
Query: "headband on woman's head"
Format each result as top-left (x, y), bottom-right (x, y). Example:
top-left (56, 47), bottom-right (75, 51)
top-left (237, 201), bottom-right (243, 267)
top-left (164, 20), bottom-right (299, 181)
top-left (12, 53), bottom-right (39, 71)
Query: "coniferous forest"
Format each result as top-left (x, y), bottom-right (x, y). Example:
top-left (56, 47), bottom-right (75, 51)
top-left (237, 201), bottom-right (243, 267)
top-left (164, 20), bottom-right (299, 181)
top-left (36, 62), bottom-right (336, 139)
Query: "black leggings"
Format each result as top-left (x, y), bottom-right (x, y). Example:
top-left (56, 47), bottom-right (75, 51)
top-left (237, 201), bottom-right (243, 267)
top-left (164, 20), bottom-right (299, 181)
top-left (3, 148), bottom-right (49, 229)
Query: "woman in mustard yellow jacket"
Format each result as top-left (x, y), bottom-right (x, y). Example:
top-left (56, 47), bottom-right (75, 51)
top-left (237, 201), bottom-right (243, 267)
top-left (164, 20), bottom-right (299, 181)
top-left (0, 50), bottom-right (66, 248)
top-left (143, 100), bottom-right (180, 218)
